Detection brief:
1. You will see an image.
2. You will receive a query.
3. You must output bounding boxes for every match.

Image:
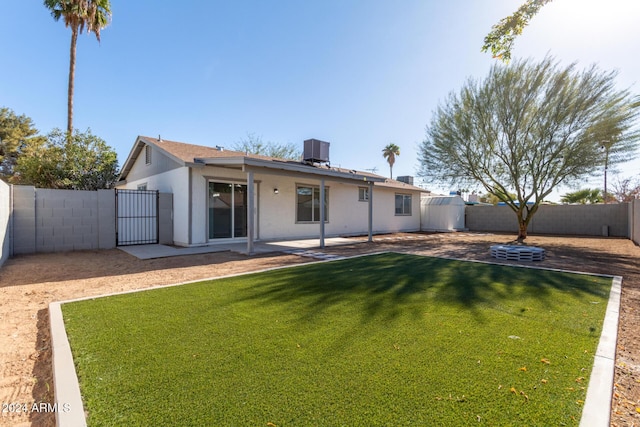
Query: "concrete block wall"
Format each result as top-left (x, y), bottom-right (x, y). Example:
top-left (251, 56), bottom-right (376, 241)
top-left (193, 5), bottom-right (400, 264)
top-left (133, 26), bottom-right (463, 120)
top-left (12, 186), bottom-right (36, 255)
top-left (10, 186), bottom-right (118, 253)
top-left (632, 199), bottom-right (640, 246)
top-left (36, 189), bottom-right (97, 252)
top-left (98, 190), bottom-right (116, 249)
top-left (0, 180), bottom-right (11, 267)
top-left (466, 203), bottom-right (630, 237)
top-left (3, 186), bottom-right (174, 256)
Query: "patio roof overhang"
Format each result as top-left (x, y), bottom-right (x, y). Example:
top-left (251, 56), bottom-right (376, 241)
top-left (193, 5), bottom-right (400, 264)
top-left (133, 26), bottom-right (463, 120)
top-left (193, 156), bottom-right (387, 184)
top-left (194, 155), bottom-right (381, 254)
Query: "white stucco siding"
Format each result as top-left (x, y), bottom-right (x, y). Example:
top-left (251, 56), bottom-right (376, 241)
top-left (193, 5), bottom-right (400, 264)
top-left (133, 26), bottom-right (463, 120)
top-left (255, 174), bottom-right (299, 240)
top-left (125, 162), bottom-right (422, 245)
top-left (257, 176), bottom-right (422, 240)
top-left (125, 143), bottom-right (181, 183)
top-left (370, 187), bottom-right (421, 234)
top-left (324, 182), bottom-right (370, 236)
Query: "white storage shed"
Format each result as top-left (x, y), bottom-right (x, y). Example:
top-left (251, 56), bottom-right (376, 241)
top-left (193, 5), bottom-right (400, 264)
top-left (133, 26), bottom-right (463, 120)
top-left (420, 195), bottom-right (466, 232)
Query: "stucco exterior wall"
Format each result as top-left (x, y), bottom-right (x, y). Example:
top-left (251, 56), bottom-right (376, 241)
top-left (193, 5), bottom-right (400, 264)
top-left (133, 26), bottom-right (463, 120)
top-left (191, 166), bottom-right (421, 243)
top-left (125, 143), bottom-right (181, 183)
top-left (121, 161), bottom-right (422, 246)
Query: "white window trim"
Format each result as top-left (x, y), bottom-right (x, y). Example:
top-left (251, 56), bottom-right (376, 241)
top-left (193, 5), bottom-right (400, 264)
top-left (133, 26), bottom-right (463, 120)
top-left (358, 186), bottom-right (369, 202)
top-left (295, 184), bottom-right (329, 223)
top-left (395, 193), bottom-right (412, 216)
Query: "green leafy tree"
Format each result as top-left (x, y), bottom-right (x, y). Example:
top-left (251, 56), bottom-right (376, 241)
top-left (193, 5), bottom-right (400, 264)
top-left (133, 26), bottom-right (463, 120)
top-left (560, 188), bottom-right (603, 204)
top-left (44, 0), bottom-right (112, 134)
top-left (482, 0), bottom-right (552, 62)
top-left (0, 107), bottom-right (46, 179)
top-left (382, 143), bottom-right (400, 179)
top-left (479, 187), bottom-right (517, 205)
top-left (418, 56), bottom-right (640, 240)
top-left (233, 133), bottom-right (301, 161)
top-left (14, 128), bottom-right (119, 189)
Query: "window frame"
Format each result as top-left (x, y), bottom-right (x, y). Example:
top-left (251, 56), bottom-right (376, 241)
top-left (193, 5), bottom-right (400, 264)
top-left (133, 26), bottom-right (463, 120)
top-left (296, 184), bottom-right (329, 223)
top-left (358, 186), bottom-right (369, 202)
top-left (394, 193), bottom-right (412, 216)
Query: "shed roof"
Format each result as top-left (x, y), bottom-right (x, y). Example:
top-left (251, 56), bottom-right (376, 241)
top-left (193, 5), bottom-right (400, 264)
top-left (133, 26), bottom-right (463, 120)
top-left (422, 195), bottom-right (466, 206)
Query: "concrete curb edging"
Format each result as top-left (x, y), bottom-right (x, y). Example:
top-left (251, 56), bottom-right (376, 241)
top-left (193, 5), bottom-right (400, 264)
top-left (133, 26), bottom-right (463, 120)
top-left (579, 276), bottom-right (621, 427)
top-left (49, 251), bottom-right (622, 426)
top-left (49, 301), bottom-right (87, 427)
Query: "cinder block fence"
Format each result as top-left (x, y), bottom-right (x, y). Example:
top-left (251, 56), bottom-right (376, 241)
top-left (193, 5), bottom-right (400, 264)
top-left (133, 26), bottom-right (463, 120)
top-left (12, 186), bottom-right (117, 255)
top-left (0, 184), bottom-right (172, 264)
top-left (465, 202), bottom-right (638, 240)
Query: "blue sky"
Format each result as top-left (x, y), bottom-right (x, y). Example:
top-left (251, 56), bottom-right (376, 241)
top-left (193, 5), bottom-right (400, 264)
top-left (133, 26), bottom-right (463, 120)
top-left (2, 0), bottom-right (639, 200)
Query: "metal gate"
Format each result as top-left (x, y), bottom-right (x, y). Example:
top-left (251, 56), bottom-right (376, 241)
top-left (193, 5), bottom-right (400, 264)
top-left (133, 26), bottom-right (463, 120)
top-left (116, 189), bottom-right (159, 246)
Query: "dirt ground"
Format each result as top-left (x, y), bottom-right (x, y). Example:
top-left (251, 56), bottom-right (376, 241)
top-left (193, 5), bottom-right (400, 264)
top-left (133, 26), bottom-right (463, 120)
top-left (0, 232), bottom-right (638, 426)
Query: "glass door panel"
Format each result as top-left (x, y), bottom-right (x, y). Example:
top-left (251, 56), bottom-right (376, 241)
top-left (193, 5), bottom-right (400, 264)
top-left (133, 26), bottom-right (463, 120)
top-left (208, 182), bottom-right (248, 239)
top-left (233, 184), bottom-right (248, 237)
top-left (209, 182), bottom-right (232, 239)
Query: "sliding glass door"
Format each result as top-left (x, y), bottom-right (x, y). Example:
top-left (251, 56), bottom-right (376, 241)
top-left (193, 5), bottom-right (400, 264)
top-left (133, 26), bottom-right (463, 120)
top-left (208, 182), bottom-right (247, 239)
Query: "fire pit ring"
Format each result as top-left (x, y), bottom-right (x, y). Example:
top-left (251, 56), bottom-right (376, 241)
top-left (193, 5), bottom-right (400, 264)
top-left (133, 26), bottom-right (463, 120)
top-left (490, 245), bottom-right (545, 262)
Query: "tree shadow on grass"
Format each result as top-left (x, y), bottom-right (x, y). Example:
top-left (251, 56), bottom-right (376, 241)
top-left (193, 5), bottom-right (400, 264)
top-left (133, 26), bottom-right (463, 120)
top-left (230, 252), bottom-right (611, 329)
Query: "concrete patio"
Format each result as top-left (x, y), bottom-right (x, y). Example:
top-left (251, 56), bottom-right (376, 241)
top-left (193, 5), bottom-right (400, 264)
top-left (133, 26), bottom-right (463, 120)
top-left (117, 236), bottom-right (368, 260)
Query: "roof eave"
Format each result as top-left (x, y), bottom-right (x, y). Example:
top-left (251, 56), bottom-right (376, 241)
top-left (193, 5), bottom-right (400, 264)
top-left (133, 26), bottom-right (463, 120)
top-left (193, 156), bottom-right (387, 183)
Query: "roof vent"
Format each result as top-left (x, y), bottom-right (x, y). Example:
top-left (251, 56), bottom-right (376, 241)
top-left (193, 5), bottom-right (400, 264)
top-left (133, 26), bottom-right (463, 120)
top-left (215, 145), bottom-right (224, 151)
top-left (303, 139), bottom-right (330, 164)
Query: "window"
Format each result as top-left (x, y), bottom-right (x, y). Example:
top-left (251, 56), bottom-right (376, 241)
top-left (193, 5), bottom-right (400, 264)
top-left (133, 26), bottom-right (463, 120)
top-left (358, 187), bottom-right (369, 202)
top-left (137, 183), bottom-right (147, 190)
top-left (296, 185), bottom-right (329, 222)
top-left (145, 145), bottom-right (152, 165)
top-left (395, 193), bottom-right (412, 216)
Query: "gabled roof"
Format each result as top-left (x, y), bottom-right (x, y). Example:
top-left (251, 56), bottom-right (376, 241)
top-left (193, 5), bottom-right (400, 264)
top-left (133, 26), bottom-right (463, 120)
top-left (118, 135), bottom-right (428, 192)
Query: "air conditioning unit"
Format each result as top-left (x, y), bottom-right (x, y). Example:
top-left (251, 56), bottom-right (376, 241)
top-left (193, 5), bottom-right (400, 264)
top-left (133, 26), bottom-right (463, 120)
top-left (397, 176), bottom-right (414, 185)
top-left (303, 139), bottom-right (330, 164)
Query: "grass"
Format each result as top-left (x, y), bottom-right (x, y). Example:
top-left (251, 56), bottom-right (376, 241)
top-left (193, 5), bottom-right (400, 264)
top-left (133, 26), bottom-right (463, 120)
top-left (62, 253), bottom-right (612, 426)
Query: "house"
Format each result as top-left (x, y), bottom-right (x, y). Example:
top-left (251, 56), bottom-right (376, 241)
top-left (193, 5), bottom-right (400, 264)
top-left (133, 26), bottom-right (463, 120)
top-left (116, 136), bottom-right (428, 252)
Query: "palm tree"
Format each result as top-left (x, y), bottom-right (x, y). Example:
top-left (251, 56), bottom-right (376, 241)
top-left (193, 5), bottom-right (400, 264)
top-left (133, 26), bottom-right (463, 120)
top-left (560, 188), bottom-right (603, 204)
top-left (44, 0), bottom-right (112, 135)
top-left (382, 143), bottom-right (400, 179)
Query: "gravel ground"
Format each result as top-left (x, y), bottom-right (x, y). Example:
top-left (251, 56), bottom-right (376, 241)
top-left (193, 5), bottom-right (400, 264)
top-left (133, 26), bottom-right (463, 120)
top-left (0, 232), bottom-right (638, 426)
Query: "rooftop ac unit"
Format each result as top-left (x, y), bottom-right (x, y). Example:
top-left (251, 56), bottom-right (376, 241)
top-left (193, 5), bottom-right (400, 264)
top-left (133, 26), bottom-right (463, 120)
top-left (303, 139), bottom-right (330, 164)
top-left (397, 176), bottom-right (414, 185)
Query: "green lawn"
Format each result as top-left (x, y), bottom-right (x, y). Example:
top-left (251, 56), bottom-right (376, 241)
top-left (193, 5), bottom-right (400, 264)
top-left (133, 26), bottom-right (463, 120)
top-left (62, 253), bottom-right (612, 426)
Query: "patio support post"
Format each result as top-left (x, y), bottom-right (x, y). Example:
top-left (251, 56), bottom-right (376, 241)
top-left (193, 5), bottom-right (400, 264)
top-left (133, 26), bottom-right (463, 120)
top-left (247, 170), bottom-right (255, 255)
top-left (319, 178), bottom-right (325, 249)
top-left (368, 181), bottom-right (373, 242)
